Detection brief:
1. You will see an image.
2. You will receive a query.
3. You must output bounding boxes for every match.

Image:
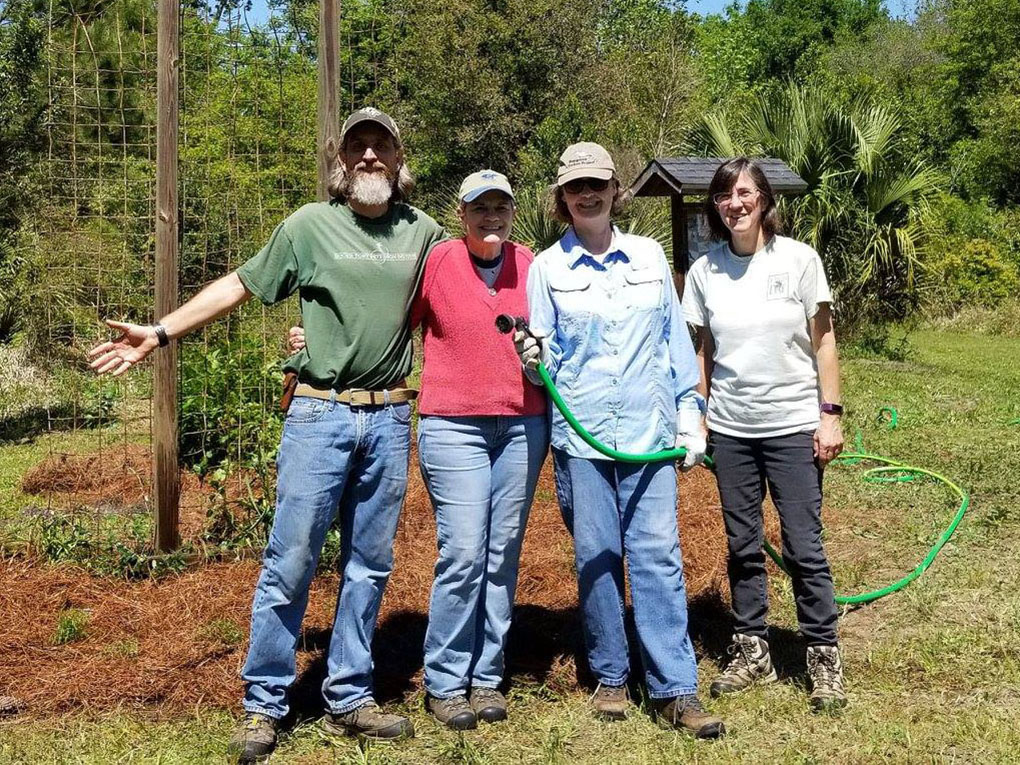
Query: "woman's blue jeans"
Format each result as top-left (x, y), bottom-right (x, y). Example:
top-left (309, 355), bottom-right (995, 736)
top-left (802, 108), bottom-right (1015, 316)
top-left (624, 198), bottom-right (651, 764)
top-left (552, 448), bottom-right (699, 699)
top-left (417, 414), bottom-right (549, 698)
top-left (241, 396), bottom-right (412, 719)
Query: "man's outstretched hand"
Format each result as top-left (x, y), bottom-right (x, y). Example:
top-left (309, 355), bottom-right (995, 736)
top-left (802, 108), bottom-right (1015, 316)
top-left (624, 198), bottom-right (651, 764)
top-left (87, 320), bottom-right (159, 376)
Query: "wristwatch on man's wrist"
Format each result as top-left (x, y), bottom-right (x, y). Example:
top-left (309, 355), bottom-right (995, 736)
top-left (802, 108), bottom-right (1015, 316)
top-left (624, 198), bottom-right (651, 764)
top-left (820, 402), bottom-right (843, 416)
top-left (153, 322), bottom-right (170, 348)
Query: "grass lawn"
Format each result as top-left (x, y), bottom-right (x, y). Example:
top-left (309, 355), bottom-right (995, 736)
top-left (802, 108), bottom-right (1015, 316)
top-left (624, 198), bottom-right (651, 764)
top-left (2, 327), bottom-right (1019, 763)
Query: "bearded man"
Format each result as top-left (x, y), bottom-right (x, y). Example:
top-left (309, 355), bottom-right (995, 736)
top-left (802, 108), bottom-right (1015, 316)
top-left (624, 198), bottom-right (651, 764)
top-left (87, 108), bottom-right (444, 761)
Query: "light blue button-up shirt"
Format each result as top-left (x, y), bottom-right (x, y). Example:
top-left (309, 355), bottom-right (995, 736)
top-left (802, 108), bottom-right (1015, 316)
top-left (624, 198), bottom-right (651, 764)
top-left (527, 226), bottom-right (704, 460)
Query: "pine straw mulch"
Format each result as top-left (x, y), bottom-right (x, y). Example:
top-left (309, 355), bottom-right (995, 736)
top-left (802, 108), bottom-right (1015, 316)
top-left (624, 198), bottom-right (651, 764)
top-left (1, 447), bottom-right (780, 719)
top-left (19, 444), bottom-right (263, 540)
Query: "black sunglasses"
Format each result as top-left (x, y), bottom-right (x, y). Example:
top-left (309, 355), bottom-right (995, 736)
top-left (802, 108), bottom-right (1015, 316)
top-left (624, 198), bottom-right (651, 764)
top-left (563, 177), bottom-right (611, 194)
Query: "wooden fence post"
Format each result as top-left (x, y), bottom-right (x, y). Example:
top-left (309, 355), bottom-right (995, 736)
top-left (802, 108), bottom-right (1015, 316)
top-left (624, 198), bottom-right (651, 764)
top-left (154, 0), bottom-right (180, 551)
top-left (317, 0), bottom-right (340, 201)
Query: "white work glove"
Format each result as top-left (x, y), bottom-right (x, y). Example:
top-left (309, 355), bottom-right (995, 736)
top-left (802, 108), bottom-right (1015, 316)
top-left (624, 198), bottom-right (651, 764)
top-left (675, 407), bottom-right (707, 472)
top-left (513, 329), bottom-right (542, 371)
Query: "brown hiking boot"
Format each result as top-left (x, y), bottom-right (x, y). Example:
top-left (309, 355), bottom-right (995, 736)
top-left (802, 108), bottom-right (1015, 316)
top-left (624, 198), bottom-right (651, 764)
top-left (654, 695), bottom-right (726, 739)
top-left (710, 633), bottom-right (779, 697)
top-left (590, 683), bottom-right (630, 721)
top-left (427, 694), bottom-right (478, 730)
top-left (470, 687), bottom-right (508, 723)
top-left (323, 700), bottom-right (415, 739)
top-left (807, 644), bottom-right (847, 712)
top-left (227, 712), bottom-right (279, 763)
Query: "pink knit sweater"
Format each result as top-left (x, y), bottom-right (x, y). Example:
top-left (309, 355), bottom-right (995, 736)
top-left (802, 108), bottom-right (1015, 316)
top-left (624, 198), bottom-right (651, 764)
top-left (413, 238), bottom-right (546, 417)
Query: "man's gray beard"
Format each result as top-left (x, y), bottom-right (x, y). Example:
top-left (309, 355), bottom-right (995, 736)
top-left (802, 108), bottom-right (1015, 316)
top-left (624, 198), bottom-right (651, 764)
top-left (346, 170), bottom-right (395, 207)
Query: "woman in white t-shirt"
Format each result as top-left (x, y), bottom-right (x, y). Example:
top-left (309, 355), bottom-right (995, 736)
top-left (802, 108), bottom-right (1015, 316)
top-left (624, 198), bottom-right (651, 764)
top-left (681, 157), bottom-right (847, 712)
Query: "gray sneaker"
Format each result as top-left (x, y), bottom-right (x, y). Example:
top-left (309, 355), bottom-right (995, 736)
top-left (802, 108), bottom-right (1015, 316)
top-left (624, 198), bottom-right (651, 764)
top-left (427, 694), bottom-right (478, 730)
top-left (807, 644), bottom-right (848, 712)
top-left (227, 712), bottom-right (278, 763)
top-left (590, 683), bottom-right (630, 721)
top-left (470, 687), bottom-right (508, 723)
top-left (710, 633), bottom-right (778, 697)
top-left (323, 700), bottom-right (415, 739)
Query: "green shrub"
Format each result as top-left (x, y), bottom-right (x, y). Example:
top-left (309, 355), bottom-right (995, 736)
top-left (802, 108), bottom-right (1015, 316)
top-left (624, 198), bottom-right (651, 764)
top-left (31, 511), bottom-right (190, 579)
top-left (934, 238), bottom-right (1020, 309)
top-left (53, 608), bottom-right (89, 645)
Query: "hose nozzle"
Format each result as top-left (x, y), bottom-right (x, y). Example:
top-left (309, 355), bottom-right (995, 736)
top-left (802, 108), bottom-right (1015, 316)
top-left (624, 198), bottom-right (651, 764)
top-left (495, 314), bottom-right (531, 336)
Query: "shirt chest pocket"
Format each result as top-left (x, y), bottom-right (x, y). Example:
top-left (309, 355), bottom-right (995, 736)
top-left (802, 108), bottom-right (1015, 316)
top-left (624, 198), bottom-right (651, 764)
top-left (623, 267), bottom-right (663, 311)
top-left (549, 272), bottom-right (593, 321)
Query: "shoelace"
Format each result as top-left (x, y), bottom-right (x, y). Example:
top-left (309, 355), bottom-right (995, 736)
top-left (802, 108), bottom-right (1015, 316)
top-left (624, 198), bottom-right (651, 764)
top-left (724, 640), bottom-right (756, 673)
top-left (245, 715), bottom-right (270, 732)
top-left (589, 682), bottom-right (624, 703)
top-left (809, 652), bottom-right (842, 686)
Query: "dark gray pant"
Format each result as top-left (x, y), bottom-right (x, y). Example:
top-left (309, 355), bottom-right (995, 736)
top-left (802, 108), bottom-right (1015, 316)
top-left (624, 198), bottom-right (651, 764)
top-left (709, 429), bottom-right (838, 645)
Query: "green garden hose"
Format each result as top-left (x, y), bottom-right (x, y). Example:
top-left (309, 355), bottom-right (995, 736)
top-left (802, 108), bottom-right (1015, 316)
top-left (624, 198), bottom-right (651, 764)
top-left (532, 361), bottom-right (971, 607)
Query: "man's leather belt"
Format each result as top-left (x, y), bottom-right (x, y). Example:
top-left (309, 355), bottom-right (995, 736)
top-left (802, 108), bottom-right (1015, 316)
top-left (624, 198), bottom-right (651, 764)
top-left (293, 382), bottom-right (417, 406)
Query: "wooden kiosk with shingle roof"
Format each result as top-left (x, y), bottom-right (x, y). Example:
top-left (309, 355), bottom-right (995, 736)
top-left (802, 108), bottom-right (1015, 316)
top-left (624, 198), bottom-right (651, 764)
top-left (629, 157), bottom-right (807, 294)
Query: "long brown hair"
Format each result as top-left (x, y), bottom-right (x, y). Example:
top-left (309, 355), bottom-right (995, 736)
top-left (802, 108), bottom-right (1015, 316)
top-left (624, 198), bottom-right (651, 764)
top-left (704, 157), bottom-right (782, 242)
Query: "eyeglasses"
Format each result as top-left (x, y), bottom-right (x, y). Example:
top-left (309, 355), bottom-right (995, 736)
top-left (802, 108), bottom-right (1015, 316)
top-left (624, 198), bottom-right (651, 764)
top-left (713, 188), bottom-right (760, 206)
top-left (563, 177), bottom-right (611, 194)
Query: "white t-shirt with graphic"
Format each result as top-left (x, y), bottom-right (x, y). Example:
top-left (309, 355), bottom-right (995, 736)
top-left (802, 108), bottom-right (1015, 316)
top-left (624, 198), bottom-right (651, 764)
top-left (682, 235), bottom-right (832, 438)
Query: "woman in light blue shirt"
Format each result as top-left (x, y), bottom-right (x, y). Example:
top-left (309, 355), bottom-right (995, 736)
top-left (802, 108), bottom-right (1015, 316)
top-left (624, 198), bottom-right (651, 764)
top-left (514, 142), bottom-right (724, 738)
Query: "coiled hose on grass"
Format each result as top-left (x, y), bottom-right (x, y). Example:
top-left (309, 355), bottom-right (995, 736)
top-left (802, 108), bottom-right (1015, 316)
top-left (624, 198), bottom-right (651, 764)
top-left (530, 359), bottom-right (970, 607)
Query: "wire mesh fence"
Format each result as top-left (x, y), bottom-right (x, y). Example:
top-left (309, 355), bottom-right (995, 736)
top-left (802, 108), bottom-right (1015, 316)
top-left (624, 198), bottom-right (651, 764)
top-left (176, 6), bottom-right (313, 540)
top-left (5, 0), bottom-right (159, 549)
top-left (5, 0), bottom-right (321, 553)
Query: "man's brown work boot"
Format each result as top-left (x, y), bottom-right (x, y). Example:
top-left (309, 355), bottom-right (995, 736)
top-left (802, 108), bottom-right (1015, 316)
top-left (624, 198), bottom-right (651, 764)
top-left (322, 700), bottom-right (415, 739)
top-left (590, 683), bottom-right (630, 721)
top-left (227, 712), bottom-right (279, 763)
top-left (710, 633), bottom-right (779, 697)
top-left (807, 644), bottom-right (848, 712)
top-left (653, 695), bottom-right (726, 739)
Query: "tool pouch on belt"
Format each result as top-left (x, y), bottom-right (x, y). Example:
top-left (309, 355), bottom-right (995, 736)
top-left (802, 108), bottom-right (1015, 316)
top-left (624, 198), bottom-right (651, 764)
top-left (280, 371), bottom-right (298, 412)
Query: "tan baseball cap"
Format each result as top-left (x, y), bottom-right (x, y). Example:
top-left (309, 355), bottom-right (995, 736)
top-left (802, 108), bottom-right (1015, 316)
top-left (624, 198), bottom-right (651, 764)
top-left (458, 169), bottom-right (515, 202)
top-left (557, 142), bottom-right (616, 185)
top-left (340, 107), bottom-right (400, 143)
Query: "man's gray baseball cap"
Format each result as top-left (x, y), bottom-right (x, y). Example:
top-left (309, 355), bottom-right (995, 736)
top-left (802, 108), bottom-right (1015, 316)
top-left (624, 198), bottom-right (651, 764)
top-left (557, 142), bottom-right (616, 185)
top-left (341, 107), bottom-right (400, 142)
top-left (458, 169), bottom-right (515, 202)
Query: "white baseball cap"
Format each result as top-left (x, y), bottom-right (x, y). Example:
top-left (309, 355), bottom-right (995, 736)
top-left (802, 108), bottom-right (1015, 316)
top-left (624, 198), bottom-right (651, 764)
top-left (458, 169), bottom-right (515, 202)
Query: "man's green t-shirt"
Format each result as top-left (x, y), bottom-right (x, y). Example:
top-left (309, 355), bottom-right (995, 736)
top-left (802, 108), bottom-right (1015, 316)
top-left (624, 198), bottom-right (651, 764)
top-left (237, 200), bottom-right (444, 390)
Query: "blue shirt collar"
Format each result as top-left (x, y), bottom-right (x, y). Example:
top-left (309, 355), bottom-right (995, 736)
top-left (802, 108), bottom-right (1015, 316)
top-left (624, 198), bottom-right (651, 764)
top-left (562, 226), bottom-right (630, 271)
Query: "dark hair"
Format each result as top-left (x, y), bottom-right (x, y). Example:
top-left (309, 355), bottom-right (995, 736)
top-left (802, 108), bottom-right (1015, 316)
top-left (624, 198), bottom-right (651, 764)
top-left (548, 177), bottom-right (631, 225)
top-left (703, 157), bottom-right (781, 242)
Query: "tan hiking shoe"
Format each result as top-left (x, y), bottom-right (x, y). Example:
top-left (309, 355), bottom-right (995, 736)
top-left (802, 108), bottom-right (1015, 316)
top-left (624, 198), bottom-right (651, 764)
top-left (470, 687), bottom-right (508, 723)
top-left (654, 695), bottom-right (726, 739)
top-left (590, 683), bottom-right (630, 721)
top-left (710, 633), bottom-right (778, 697)
top-left (427, 694), bottom-right (478, 730)
top-left (323, 700), bottom-right (415, 739)
top-left (227, 712), bottom-right (279, 763)
top-left (807, 644), bottom-right (847, 712)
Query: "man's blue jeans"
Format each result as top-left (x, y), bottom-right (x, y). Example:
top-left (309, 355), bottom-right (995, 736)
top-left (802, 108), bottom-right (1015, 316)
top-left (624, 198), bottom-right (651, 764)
top-left (552, 448), bottom-right (699, 699)
top-left (241, 395), bottom-right (411, 719)
top-left (417, 414), bottom-right (549, 698)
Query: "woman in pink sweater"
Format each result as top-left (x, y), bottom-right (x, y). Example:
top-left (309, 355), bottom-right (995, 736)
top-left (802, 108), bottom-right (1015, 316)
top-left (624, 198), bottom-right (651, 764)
top-left (289, 170), bottom-right (548, 730)
top-left (411, 171), bottom-right (549, 729)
